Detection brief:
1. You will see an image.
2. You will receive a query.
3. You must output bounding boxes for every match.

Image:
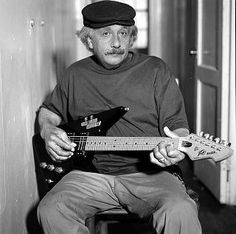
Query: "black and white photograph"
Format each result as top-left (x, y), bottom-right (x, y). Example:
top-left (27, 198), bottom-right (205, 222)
top-left (0, 0), bottom-right (235, 234)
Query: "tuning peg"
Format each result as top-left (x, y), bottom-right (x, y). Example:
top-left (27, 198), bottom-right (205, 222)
top-left (222, 140), bottom-right (231, 147)
top-left (220, 140), bottom-right (226, 145)
top-left (214, 137), bottom-right (221, 143)
top-left (209, 135), bottom-right (214, 140)
top-left (199, 131), bottom-right (204, 137)
top-left (204, 133), bottom-right (210, 139)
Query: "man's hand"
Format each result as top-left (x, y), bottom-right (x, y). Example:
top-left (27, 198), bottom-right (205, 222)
top-left (42, 126), bottom-right (76, 162)
top-left (38, 107), bottom-right (76, 162)
top-left (149, 126), bottom-right (186, 167)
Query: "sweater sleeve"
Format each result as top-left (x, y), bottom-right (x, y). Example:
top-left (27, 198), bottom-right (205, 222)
top-left (155, 61), bottom-right (189, 137)
top-left (41, 70), bottom-right (70, 123)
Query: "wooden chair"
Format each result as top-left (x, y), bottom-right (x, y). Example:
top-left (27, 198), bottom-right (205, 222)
top-left (86, 209), bottom-right (154, 234)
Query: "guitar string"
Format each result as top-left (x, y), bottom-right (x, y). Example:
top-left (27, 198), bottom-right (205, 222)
top-left (68, 136), bottom-right (177, 151)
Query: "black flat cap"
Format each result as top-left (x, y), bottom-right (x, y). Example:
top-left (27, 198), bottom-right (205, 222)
top-left (82, 1), bottom-right (136, 28)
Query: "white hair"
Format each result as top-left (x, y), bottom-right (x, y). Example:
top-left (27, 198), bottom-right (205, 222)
top-left (76, 25), bottom-right (138, 52)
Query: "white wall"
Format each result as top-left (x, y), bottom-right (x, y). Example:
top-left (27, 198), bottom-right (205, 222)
top-left (0, 0), bottom-right (89, 233)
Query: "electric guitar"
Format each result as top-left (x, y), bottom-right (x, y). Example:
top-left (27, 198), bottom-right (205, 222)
top-left (33, 106), bottom-right (233, 189)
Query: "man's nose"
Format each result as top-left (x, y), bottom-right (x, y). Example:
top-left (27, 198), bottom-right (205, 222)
top-left (111, 35), bottom-right (121, 48)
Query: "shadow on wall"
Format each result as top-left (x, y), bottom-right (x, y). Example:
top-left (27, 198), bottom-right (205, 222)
top-left (26, 202), bottom-right (43, 234)
top-left (26, 50), bottom-right (69, 234)
top-left (33, 49), bottom-right (68, 134)
top-left (52, 49), bottom-right (68, 83)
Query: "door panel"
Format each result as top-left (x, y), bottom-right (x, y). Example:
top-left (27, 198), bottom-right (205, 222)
top-left (194, 0), bottom-right (224, 201)
top-left (201, 83), bottom-right (217, 133)
top-left (200, 0), bottom-right (218, 69)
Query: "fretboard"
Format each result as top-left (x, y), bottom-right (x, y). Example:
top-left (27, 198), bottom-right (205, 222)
top-left (69, 136), bottom-right (180, 151)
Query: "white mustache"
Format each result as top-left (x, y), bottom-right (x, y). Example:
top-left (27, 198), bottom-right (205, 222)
top-left (105, 49), bottom-right (124, 55)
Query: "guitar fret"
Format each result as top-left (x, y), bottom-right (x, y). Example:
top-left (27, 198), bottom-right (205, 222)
top-left (69, 136), bottom-right (182, 152)
top-left (80, 136), bottom-right (87, 151)
top-left (81, 137), bottom-right (174, 151)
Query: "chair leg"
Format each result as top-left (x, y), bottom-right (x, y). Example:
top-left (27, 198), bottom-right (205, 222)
top-left (96, 221), bottom-right (121, 234)
top-left (96, 220), bottom-right (108, 234)
top-left (86, 216), bottom-right (96, 234)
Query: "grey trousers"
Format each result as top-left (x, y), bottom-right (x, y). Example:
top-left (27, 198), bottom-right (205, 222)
top-left (37, 170), bottom-right (202, 234)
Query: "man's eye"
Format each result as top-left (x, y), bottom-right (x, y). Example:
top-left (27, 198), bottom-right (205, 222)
top-left (102, 31), bottom-right (110, 36)
top-left (120, 31), bottom-right (128, 36)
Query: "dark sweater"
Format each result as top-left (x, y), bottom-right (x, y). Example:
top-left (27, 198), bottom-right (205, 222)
top-left (43, 52), bottom-right (188, 175)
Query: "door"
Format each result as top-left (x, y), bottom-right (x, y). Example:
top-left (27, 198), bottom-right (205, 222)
top-left (193, 0), bottom-right (228, 203)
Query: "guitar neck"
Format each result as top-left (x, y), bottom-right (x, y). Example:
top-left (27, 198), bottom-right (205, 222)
top-left (68, 134), bottom-right (233, 162)
top-left (69, 136), bottom-right (179, 151)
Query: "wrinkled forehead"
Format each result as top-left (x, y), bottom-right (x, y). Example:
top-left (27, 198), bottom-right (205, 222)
top-left (94, 25), bottom-right (130, 32)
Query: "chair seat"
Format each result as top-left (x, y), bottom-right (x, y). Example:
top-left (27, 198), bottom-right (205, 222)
top-left (86, 209), bottom-right (146, 234)
top-left (95, 209), bottom-right (139, 220)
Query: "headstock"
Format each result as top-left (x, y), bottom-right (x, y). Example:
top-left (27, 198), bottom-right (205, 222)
top-left (179, 132), bottom-right (233, 162)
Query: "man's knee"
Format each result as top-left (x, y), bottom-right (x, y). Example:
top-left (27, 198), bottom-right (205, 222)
top-left (152, 196), bottom-right (201, 233)
top-left (37, 194), bottom-right (59, 223)
top-left (160, 195), bottom-right (198, 218)
top-left (169, 197), bottom-right (197, 217)
top-left (152, 194), bottom-right (198, 223)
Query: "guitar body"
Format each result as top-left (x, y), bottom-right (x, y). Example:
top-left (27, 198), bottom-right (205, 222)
top-left (33, 106), bottom-right (129, 191)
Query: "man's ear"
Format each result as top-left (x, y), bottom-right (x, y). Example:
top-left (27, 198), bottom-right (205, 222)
top-left (129, 39), bottom-right (134, 48)
top-left (129, 36), bottom-right (136, 48)
top-left (87, 37), bottom-right (93, 50)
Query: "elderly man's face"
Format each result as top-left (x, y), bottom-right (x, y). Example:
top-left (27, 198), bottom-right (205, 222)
top-left (88, 25), bottom-right (133, 69)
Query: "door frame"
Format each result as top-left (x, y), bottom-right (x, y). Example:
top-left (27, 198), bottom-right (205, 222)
top-left (220, 0), bottom-right (235, 204)
top-left (195, 0), bottom-right (235, 204)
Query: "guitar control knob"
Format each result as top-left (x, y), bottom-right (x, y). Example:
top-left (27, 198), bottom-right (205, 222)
top-left (55, 167), bottom-right (64, 174)
top-left (40, 162), bottom-right (47, 168)
top-left (45, 179), bottom-right (54, 184)
top-left (47, 164), bottom-right (55, 171)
